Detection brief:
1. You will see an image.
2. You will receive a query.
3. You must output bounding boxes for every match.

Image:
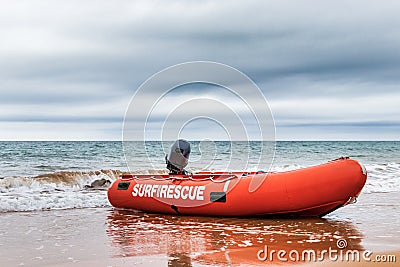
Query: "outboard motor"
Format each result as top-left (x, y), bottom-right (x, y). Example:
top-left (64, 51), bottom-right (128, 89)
top-left (166, 139), bottom-right (190, 174)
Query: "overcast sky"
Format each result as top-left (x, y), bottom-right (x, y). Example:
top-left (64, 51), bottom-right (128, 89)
top-left (1, 0), bottom-right (399, 140)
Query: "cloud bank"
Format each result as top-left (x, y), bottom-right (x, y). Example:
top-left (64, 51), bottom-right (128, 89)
top-left (1, 0), bottom-right (399, 140)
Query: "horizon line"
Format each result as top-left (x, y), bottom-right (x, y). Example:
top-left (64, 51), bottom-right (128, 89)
top-left (0, 139), bottom-right (399, 142)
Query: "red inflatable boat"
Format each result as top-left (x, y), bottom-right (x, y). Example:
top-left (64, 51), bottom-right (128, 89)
top-left (107, 157), bottom-right (367, 217)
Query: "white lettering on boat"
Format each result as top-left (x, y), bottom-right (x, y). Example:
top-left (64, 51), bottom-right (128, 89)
top-left (132, 184), bottom-right (205, 201)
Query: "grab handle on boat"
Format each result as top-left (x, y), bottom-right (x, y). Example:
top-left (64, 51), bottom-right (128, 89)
top-left (345, 196), bottom-right (358, 205)
top-left (330, 156), bottom-right (350, 162)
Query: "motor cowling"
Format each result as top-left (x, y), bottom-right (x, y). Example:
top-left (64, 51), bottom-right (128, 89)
top-left (166, 139), bottom-right (190, 174)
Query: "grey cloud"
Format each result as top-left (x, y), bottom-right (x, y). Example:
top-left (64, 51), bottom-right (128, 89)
top-left (0, 116), bottom-right (122, 123)
top-left (278, 121), bottom-right (400, 128)
top-left (0, 0), bottom-right (399, 140)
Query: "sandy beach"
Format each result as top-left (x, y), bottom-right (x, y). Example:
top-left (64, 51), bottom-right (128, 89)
top-left (0, 191), bottom-right (398, 266)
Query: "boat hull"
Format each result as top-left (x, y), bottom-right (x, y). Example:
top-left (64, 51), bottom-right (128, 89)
top-left (107, 158), bottom-right (367, 217)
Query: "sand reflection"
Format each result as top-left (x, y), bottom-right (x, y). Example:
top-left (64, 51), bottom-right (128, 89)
top-left (106, 210), bottom-right (363, 266)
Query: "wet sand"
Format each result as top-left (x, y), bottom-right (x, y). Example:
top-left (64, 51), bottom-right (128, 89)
top-left (0, 192), bottom-right (399, 266)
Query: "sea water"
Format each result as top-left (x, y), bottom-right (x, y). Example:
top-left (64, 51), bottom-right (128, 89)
top-left (0, 141), bottom-right (399, 212)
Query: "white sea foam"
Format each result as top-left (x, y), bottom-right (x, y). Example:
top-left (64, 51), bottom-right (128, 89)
top-left (362, 163), bottom-right (400, 193)
top-left (0, 189), bottom-right (110, 212)
top-left (1, 162), bottom-right (399, 212)
top-left (0, 170), bottom-right (120, 212)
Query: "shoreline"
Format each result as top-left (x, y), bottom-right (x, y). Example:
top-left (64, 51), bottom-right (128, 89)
top-left (1, 190), bottom-right (399, 266)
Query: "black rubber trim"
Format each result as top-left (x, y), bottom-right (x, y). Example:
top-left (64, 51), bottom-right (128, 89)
top-left (171, 205), bottom-right (181, 214)
top-left (319, 204), bottom-right (343, 218)
top-left (117, 182), bottom-right (130, 190)
top-left (210, 192), bottom-right (226, 203)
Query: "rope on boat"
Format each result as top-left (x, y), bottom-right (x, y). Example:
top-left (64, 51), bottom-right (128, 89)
top-left (124, 174), bottom-right (240, 183)
top-left (123, 170), bottom-right (269, 183)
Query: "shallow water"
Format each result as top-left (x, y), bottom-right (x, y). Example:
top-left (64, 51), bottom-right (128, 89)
top-left (0, 192), bottom-right (398, 267)
top-left (0, 208), bottom-right (368, 266)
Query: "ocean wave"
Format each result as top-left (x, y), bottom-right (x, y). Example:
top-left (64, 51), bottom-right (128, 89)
top-left (0, 170), bottom-right (121, 212)
top-left (0, 170), bottom-right (122, 189)
top-left (0, 169), bottom-right (170, 189)
top-left (363, 163), bottom-right (400, 194)
top-left (0, 169), bottom-right (171, 212)
top-left (1, 163), bottom-right (399, 212)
